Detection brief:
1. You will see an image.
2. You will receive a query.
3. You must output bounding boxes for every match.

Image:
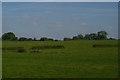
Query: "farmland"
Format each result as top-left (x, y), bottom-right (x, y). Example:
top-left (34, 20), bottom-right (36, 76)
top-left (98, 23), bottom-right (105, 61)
top-left (2, 40), bottom-right (118, 78)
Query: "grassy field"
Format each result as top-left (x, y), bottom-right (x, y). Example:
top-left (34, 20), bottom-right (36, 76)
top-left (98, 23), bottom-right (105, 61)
top-left (2, 40), bottom-right (118, 78)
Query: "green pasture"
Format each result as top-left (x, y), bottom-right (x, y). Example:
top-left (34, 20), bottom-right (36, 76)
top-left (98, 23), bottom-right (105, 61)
top-left (2, 40), bottom-right (118, 78)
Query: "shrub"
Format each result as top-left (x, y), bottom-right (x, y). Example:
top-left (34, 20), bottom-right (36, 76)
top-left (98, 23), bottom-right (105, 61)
top-left (17, 48), bottom-right (26, 53)
top-left (31, 45), bottom-right (64, 50)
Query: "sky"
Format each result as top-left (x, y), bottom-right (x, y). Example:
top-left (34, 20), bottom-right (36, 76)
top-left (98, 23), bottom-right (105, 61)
top-left (0, 1), bottom-right (1, 39)
top-left (2, 0), bottom-right (120, 2)
top-left (2, 2), bottom-right (118, 40)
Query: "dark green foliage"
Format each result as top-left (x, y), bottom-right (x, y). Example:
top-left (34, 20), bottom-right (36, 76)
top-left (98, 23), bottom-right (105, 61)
top-left (1, 31), bottom-right (109, 41)
top-left (2, 32), bottom-right (16, 41)
top-left (72, 34), bottom-right (84, 40)
top-left (84, 31), bottom-right (108, 40)
top-left (77, 34), bottom-right (84, 39)
top-left (17, 48), bottom-right (26, 53)
top-left (40, 37), bottom-right (48, 41)
top-left (89, 33), bottom-right (98, 40)
top-left (18, 37), bottom-right (33, 41)
top-left (27, 38), bottom-right (33, 41)
top-left (55, 40), bottom-right (58, 41)
top-left (92, 44), bottom-right (120, 47)
top-left (97, 31), bottom-right (108, 40)
top-left (84, 34), bottom-right (91, 40)
top-left (47, 38), bottom-right (54, 41)
top-left (18, 37), bottom-right (28, 41)
top-left (84, 33), bottom-right (98, 40)
top-left (2, 47), bottom-right (21, 50)
top-left (2, 47), bottom-right (25, 52)
top-left (64, 37), bottom-right (72, 41)
top-left (39, 37), bottom-right (54, 41)
top-left (13, 37), bottom-right (18, 41)
top-left (34, 37), bottom-right (37, 41)
top-left (72, 36), bottom-right (78, 40)
top-left (30, 50), bottom-right (42, 53)
top-left (31, 45), bottom-right (64, 49)
top-left (109, 38), bottom-right (116, 40)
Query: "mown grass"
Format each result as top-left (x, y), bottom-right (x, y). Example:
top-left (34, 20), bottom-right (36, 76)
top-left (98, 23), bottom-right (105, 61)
top-left (2, 40), bottom-right (118, 78)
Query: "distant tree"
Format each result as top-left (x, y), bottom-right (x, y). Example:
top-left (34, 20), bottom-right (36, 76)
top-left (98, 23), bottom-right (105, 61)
top-left (109, 38), bottom-right (116, 40)
top-left (64, 37), bottom-right (72, 41)
top-left (13, 37), bottom-right (18, 41)
top-left (77, 34), bottom-right (84, 39)
top-left (55, 39), bottom-right (58, 41)
top-left (84, 33), bottom-right (101, 40)
top-left (89, 33), bottom-right (98, 40)
top-left (97, 31), bottom-right (108, 40)
top-left (34, 37), bottom-right (37, 41)
top-left (2, 31), bottom-right (109, 41)
top-left (27, 38), bottom-right (33, 41)
top-left (2, 32), bottom-right (16, 41)
top-left (84, 34), bottom-right (91, 40)
top-left (40, 37), bottom-right (48, 41)
top-left (48, 38), bottom-right (54, 41)
top-left (72, 34), bottom-right (84, 40)
top-left (72, 36), bottom-right (78, 40)
top-left (18, 37), bottom-right (27, 41)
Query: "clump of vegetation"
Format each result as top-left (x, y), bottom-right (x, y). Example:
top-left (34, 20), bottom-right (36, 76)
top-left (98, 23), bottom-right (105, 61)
top-left (92, 44), bottom-right (120, 47)
top-left (30, 50), bottom-right (42, 53)
top-left (1, 32), bottom-right (17, 41)
top-left (2, 47), bottom-right (24, 51)
top-left (31, 45), bottom-right (64, 50)
top-left (17, 48), bottom-right (26, 53)
top-left (2, 47), bottom-right (26, 53)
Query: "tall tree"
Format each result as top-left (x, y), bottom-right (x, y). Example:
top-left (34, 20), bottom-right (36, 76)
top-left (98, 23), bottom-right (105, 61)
top-left (64, 37), bottom-right (72, 41)
top-left (18, 37), bottom-right (27, 41)
top-left (2, 32), bottom-right (16, 41)
top-left (84, 34), bottom-right (91, 40)
top-left (77, 34), bottom-right (84, 39)
top-left (40, 37), bottom-right (48, 41)
top-left (97, 31), bottom-right (108, 40)
top-left (72, 36), bottom-right (78, 40)
top-left (89, 33), bottom-right (98, 40)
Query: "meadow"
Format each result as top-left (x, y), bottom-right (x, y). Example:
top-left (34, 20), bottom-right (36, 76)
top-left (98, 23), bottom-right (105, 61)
top-left (2, 40), bottom-right (118, 78)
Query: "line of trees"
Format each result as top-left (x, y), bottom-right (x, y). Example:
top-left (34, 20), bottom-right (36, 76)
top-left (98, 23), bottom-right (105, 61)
top-left (64, 31), bottom-right (109, 41)
top-left (1, 31), bottom-right (116, 41)
top-left (1, 32), bottom-right (58, 41)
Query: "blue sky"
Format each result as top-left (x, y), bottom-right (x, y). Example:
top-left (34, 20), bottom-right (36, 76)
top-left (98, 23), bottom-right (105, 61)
top-left (2, 0), bottom-right (120, 2)
top-left (0, 2), bottom-right (1, 38)
top-left (2, 2), bottom-right (118, 39)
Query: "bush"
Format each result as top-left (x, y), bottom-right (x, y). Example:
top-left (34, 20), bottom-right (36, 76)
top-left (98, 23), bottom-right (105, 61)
top-left (31, 45), bottom-right (64, 50)
top-left (17, 48), bottom-right (26, 53)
